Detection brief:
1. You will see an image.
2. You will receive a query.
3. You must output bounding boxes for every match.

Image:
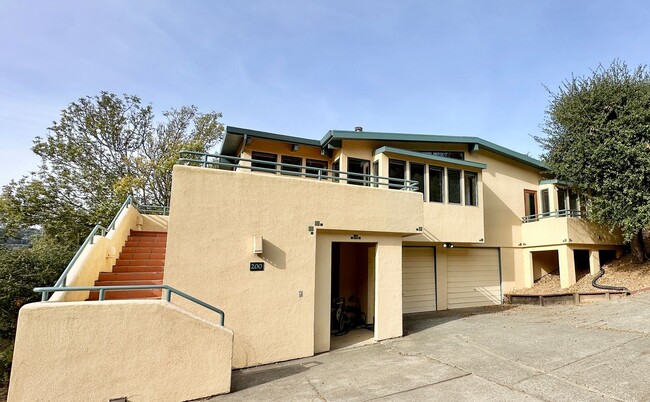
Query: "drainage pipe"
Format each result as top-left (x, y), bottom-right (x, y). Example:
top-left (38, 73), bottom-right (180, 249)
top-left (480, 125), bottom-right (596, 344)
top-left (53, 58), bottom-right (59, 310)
top-left (592, 266), bottom-right (630, 293)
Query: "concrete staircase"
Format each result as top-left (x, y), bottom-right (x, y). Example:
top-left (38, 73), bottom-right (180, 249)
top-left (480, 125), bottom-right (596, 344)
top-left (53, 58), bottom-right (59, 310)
top-left (88, 230), bottom-right (166, 300)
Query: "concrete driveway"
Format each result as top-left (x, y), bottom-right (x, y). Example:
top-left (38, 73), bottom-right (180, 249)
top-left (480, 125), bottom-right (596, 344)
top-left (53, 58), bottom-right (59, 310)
top-left (211, 292), bottom-right (650, 401)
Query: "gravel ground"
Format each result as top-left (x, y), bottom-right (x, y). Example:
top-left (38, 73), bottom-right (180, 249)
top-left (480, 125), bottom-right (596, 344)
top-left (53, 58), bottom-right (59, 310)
top-left (511, 254), bottom-right (650, 294)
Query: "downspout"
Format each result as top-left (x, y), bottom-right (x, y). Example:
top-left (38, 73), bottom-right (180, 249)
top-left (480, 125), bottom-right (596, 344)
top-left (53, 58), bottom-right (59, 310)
top-left (592, 266), bottom-right (629, 294)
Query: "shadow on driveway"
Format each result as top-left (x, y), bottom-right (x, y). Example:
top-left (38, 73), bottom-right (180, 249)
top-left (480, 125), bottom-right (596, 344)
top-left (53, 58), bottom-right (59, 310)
top-left (403, 305), bottom-right (518, 335)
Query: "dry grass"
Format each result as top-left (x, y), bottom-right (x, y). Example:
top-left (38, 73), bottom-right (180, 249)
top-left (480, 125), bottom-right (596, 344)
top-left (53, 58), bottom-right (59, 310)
top-left (511, 254), bottom-right (650, 295)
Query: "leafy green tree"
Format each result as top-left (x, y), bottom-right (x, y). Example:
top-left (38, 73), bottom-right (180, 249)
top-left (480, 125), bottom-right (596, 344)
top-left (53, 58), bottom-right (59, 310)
top-left (537, 60), bottom-right (650, 262)
top-left (0, 92), bottom-right (224, 243)
top-left (0, 93), bottom-right (224, 385)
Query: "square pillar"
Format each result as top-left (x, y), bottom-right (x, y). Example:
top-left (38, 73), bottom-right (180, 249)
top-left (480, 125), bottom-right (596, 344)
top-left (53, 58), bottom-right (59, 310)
top-left (558, 245), bottom-right (576, 288)
top-left (523, 249), bottom-right (534, 288)
top-left (589, 249), bottom-right (600, 276)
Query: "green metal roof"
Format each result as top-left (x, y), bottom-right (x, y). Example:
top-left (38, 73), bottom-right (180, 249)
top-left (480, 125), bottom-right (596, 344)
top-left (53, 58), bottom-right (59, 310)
top-left (323, 130), bottom-right (546, 170)
top-left (220, 125), bottom-right (547, 170)
top-left (220, 126), bottom-right (321, 155)
top-left (374, 146), bottom-right (487, 169)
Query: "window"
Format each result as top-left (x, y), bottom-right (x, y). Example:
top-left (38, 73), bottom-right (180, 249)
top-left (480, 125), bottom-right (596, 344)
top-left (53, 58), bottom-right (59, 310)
top-left (524, 190), bottom-right (538, 218)
top-left (305, 159), bottom-right (328, 178)
top-left (410, 163), bottom-right (425, 196)
top-left (569, 190), bottom-right (578, 211)
top-left (464, 172), bottom-right (478, 206)
top-left (557, 188), bottom-right (567, 211)
top-left (416, 150), bottom-right (464, 160)
top-left (372, 160), bottom-right (379, 187)
top-left (251, 152), bottom-right (277, 172)
top-left (332, 159), bottom-right (340, 182)
top-left (347, 158), bottom-right (370, 186)
top-left (428, 166), bottom-right (444, 203)
top-left (541, 189), bottom-right (550, 216)
top-left (281, 155), bottom-right (302, 175)
top-left (447, 169), bottom-right (461, 204)
top-left (388, 159), bottom-right (406, 190)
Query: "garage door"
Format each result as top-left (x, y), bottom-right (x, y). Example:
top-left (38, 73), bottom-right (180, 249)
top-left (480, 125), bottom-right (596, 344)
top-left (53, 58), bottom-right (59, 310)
top-left (447, 248), bottom-right (501, 309)
top-left (402, 247), bottom-right (436, 313)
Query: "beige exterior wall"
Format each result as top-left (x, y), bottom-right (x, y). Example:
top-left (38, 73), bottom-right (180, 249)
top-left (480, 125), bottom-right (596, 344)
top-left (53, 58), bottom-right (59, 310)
top-left (522, 217), bottom-right (622, 248)
top-left (50, 205), bottom-right (140, 302)
top-left (9, 300), bottom-right (233, 402)
top-left (141, 214), bottom-right (169, 232)
top-left (49, 208), bottom-right (168, 302)
top-left (164, 166), bottom-right (421, 368)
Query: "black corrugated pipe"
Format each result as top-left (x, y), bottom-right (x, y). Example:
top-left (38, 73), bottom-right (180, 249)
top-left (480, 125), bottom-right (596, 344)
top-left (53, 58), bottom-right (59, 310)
top-left (592, 266), bottom-right (630, 293)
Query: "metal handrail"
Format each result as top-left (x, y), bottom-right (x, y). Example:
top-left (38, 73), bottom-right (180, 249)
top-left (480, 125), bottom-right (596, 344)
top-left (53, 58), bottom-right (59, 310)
top-left (178, 150), bottom-right (419, 191)
top-left (522, 209), bottom-right (581, 223)
top-left (54, 224), bottom-right (108, 287)
top-left (52, 197), bottom-right (169, 289)
top-left (34, 285), bottom-right (225, 326)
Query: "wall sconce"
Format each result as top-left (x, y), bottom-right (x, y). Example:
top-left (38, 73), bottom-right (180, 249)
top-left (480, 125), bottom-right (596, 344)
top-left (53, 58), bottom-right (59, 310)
top-left (443, 243), bottom-right (454, 248)
top-left (245, 136), bottom-right (252, 145)
top-left (291, 144), bottom-right (299, 152)
top-left (253, 235), bottom-right (263, 254)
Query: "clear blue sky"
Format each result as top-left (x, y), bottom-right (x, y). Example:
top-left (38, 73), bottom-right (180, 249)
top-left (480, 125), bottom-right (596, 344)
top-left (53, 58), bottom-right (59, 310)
top-left (2, 0), bottom-right (650, 185)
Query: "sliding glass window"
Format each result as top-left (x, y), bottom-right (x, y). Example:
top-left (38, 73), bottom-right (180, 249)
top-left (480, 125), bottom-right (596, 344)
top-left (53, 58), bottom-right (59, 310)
top-left (448, 169), bottom-right (462, 204)
top-left (464, 172), bottom-right (478, 206)
top-left (251, 152), bottom-right (277, 172)
top-left (410, 162), bottom-right (425, 196)
top-left (348, 158), bottom-right (370, 186)
top-left (280, 155), bottom-right (302, 175)
top-left (428, 166), bottom-right (444, 203)
top-left (388, 159), bottom-right (406, 190)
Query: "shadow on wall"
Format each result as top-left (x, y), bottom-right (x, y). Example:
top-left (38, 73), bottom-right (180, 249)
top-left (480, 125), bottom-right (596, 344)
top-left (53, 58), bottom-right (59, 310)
top-left (482, 185), bottom-right (521, 247)
top-left (261, 239), bottom-right (286, 269)
top-left (231, 361), bottom-right (322, 391)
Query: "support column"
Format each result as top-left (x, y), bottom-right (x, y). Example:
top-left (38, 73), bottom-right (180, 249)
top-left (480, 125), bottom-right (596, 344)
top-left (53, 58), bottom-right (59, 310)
top-left (589, 249), bottom-right (600, 276)
top-left (559, 245), bottom-right (576, 288)
top-left (523, 249), bottom-right (534, 288)
top-left (374, 242), bottom-right (403, 340)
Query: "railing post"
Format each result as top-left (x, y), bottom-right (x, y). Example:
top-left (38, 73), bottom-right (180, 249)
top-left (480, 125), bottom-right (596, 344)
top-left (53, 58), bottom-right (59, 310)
top-left (165, 288), bottom-right (172, 302)
top-left (41, 291), bottom-right (48, 302)
top-left (203, 154), bottom-right (208, 168)
top-left (99, 288), bottom-right (105, 301)
top-left (318, 169), bottom-right (322, 181)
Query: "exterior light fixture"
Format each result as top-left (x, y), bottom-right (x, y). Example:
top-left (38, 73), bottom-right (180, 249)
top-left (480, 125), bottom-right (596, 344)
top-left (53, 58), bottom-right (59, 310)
top-left (291, 144), bottom-right (299, 152)
top-left (253, 236), bottom-right (263, 254)
top-left (443, 243), bottom-right (454, 248)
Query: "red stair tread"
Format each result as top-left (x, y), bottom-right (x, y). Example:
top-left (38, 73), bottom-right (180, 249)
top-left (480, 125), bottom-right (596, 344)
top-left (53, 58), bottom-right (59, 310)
top-left (87, 289), bottom-right (162, 300)
top-left (94, 280), bottom-right (162, 286)
top-left (98, 272), bottom-right (163, 281)
top-left (87, 230), bottom-right (167, 301)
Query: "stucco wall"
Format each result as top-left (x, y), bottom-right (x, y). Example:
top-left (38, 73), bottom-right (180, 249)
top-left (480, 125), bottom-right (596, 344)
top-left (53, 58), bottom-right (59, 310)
top-left (8, 300), bottom-right (233, 402)
top-left (164, 166), bottom-right (420, 368)
top-left (50, 205), bottom-right (140, 302)
top-left (141, 214), bottom-right (169, 232)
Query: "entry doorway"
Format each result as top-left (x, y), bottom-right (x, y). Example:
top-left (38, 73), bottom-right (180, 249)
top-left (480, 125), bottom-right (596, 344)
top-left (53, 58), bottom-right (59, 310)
top-left (330, 242), bottom-right (376, 350)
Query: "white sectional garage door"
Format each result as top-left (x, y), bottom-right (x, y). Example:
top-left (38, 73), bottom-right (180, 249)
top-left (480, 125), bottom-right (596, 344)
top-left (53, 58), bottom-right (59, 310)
top-left (447, 248), bottom-right (501, 309)
top-left (402, 247), bottom-right (436, 313)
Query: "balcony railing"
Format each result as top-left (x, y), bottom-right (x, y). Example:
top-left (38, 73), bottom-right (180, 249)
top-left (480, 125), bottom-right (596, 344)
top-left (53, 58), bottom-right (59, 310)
top-left (522, 209), bottom-right (581, 223)
top-left (178, 150), bottom-right (419, 191)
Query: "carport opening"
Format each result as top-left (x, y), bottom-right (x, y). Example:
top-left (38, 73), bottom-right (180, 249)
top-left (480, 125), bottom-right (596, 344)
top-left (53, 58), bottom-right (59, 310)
top-left (573, 249), bottom-right (590, 281)
top-left (532, 250), bottom-right (560, 282)
top-left (330, 242), bottom-right (375, 350)
top-left (599, 250), bottom-right (617, 267)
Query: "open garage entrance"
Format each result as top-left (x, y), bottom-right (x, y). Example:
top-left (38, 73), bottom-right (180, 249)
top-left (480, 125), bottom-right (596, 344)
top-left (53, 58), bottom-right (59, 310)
top-left (330, 242), bottom-right (376, 350)
top-left (573, 249), bottom-right (590, 281)
top-left (532, 250), bottom-right (560, 282)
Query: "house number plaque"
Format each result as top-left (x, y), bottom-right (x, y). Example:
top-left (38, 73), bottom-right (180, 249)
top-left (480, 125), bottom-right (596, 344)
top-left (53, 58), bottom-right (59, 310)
top-left (250, 262), bottom-right (264, 271)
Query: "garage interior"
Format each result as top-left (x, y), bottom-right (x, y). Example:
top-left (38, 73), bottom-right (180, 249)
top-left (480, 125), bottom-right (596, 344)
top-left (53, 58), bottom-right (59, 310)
top-left (330, 242), bottom-right (375, 350)
top-left (532, 250), bottom-right (560, 282)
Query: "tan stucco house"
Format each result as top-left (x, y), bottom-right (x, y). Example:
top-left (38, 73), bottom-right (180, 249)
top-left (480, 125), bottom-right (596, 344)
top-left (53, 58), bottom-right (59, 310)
top-left (8, 125), bottom-right (623, 401)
